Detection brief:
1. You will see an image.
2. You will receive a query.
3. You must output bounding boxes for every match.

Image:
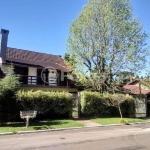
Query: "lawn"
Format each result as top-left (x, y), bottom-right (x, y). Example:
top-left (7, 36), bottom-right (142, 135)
top-left (91, 118), bottom-right (150, 125)
top-left (0, 119), bottom-right (84, 133)
top-left (1, 118), bottom-right (150, 133)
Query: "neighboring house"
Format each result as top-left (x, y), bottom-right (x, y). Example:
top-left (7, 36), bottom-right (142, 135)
top-left (124, 79), bottom-right (150, 96)
top-left (124, 79), bottom-right (150, 117)
top-left (0, 29), bottom-right (81, 93)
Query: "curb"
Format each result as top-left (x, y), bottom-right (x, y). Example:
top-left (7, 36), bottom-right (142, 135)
top-left (0, 127), bottom-right (84, 136)
top-left (1, 121), bottom-right (150, 136)
top-left (130, 121), bottom-right (150, 125)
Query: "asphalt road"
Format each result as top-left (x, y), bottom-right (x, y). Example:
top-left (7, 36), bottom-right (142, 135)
top-left (0, 123), bottom-right (150, 150)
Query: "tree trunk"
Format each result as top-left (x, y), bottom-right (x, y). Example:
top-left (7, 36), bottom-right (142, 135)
top-left (118, 105), bottom-right (123, 119)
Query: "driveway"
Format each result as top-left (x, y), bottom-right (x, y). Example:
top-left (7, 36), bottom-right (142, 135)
top-left (0, 123), bottom-right (150, 150)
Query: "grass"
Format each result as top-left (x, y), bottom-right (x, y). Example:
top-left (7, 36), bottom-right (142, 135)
top-left (91, 118), bottom-right (150, 125)
top-left (0, 119), bottom-right (84, 133)
top-left (1, 118), bottom-right (150, 133)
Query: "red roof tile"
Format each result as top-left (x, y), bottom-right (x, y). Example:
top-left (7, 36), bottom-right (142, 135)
top-left (6, 47), bottom-right (70, 72)
top-left (123, 85), bottom-right (150, 95)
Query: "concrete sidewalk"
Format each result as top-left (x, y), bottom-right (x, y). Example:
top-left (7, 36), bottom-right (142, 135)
top-left (76, 119), bottom-right (101, 127)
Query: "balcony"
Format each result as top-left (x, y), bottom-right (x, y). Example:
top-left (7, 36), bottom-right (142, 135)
top-left (19, 75), bottom-right (74, 87)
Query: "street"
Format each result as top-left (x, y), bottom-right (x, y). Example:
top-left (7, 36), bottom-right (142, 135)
top-left (0, 123), bottom-right (150, 150)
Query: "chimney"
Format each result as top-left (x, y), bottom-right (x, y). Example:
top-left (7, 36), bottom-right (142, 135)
top-left (0, 29), bottom-right (9, 62)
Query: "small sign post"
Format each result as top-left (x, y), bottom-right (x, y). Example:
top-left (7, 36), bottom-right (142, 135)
top-left (20, 111), bottom-right (37, 127)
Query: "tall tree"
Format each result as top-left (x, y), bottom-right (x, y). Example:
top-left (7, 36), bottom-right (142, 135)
top-left (67, 0), bottom-right (149, 93)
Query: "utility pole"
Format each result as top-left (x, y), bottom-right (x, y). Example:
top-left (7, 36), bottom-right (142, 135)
top-left (139, 79), bottom-right (141, 98)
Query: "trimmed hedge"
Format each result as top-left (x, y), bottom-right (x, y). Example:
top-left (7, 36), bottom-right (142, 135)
top-left (16, 90), bottom-right (73, 119)
top-left (0, 90), bottom-right (17, 122)
top-left (121, 95), bottom-right (135, 117)
top-left (80, 92), bottom-right (135, 117)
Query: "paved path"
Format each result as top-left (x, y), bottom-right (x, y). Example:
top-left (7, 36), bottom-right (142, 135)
top-left (76, 119), bottom-right (100, 127)
top-left (1, 123), bottom-right (150, 150)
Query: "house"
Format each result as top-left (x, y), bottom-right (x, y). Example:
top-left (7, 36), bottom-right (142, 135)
top-left (124, 79), bottom-right (150, 95)
top-left (124, 79), bottom-right (150, 117)
top-left (0, 29), bottom-right (81, 94)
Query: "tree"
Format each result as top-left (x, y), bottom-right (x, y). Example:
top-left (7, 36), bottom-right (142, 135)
top-left (0, 67), bottom-right (20, 93)
top-left (64, 53), bottom-right (77, 71)
top-left (67, 0), bottom-right (149, 93)
top-left (116, 71), bottom-right (134, 84)
top-left (103, 93), bottom-right (130, 119)
top-left (0, 66), bottom-right (20, 122)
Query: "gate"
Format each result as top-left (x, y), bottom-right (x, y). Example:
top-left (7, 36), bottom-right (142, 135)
top-left (72, 93), bottom-right (80, 118)
top-left (147, 99), bottom-right (150, 117)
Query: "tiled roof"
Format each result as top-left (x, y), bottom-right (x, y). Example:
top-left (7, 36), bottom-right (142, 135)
top-left (123, 85), bottom-right (150, 95)
top-left (6, 47), bottom-right (70, 72)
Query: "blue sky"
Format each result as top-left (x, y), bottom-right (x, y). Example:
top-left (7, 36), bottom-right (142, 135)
top-left (0, 0), bottom-right (149, 62)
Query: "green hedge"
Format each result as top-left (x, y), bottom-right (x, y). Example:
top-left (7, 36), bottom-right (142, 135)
top-left (121, 96), bottom-right (135, 117)
top-left (80, 92), bottom-right (135, 117)
top-left (0, 90), bottom-right (17, 122)
top-left (16, 90), bottom-right (73, 119)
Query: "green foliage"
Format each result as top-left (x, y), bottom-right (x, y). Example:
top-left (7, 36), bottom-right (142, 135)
top-left (103, 93), bottom-right (128, 106)
top-left (103, 93), bottom-right (133, 118)
top-left (16, 90), bottom-right (73, 119)
top-left (120, 119), bottom-right (129, 125)
top-left (121, 95), bottom-right (135, 118)
top-left (80, 92), bottom-right (106, 116)
top-left (67, 0), bottom-right (148, 93)
top-left (0, 67), bottom-right (20, 93)
top-left (64, 53), bottom-right (77, 71)
top-left (80, 91), bottom-right (135, 117)
top-left (116, 71), bottom-right (134, 84)
top-left (0, 67), bottom-right (20, 123)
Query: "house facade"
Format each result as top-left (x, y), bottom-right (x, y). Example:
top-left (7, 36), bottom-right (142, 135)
top-left (0, 29), bottom-right (81, 93)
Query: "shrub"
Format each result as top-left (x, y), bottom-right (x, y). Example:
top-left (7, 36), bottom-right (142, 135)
top-left (121, 95), bottom-right (135, 117)
top-left (81, 92), bottom-right (104, 117)
top-left (16, 90), bottom-right (72, 119)
top-left (103, 93), bottom-right (134, 118)
top-left (0, 67), bottom-right (20, 123)
top-left (80, 91), bottom-right (135, 117)
top-left (120, 119), bottom-right (129, 125)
